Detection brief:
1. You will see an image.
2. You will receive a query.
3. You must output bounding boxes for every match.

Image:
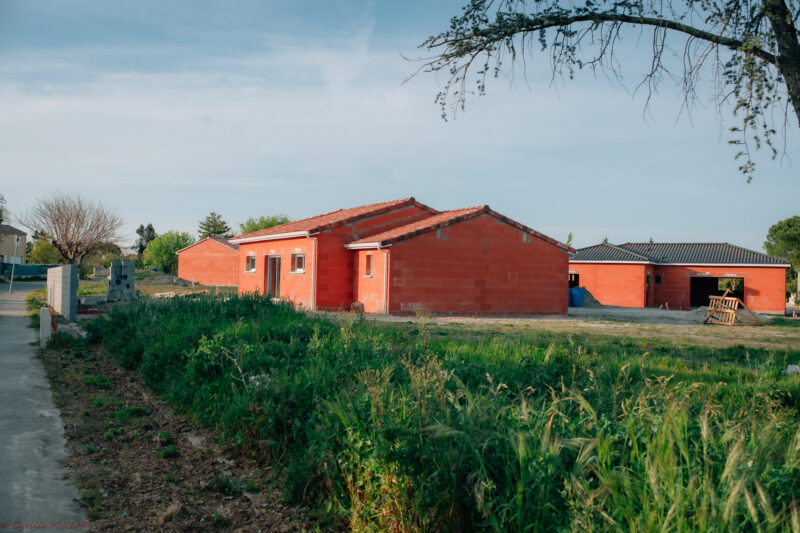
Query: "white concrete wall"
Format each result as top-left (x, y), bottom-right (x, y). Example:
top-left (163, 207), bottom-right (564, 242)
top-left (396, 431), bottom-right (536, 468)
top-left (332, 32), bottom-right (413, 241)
top-left (46, 265), bottom-right (78, 322)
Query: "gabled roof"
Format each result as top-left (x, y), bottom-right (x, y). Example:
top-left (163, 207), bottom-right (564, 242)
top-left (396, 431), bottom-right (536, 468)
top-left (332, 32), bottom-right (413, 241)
top-left (176, 236), bottom-right (239, 255)
top-left (346, 205), bottom-right (573, 252)
top-left (230, 198), bottom-right (439, 244)
top-left (571, 242), bottom-right (790, 266)
top-left (622, 242), bottom-right (791, 265)
top-left (0, 224), bottom-right (26, 237)
top-left (570, 243), bottom-right (652, 263)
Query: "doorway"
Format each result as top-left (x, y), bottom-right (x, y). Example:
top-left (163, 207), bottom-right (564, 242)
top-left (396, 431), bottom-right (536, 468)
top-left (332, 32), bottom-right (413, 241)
top-left (689, 276), bottom-right (744, 306)
top-left (266, 256), bottom-right (281, 297)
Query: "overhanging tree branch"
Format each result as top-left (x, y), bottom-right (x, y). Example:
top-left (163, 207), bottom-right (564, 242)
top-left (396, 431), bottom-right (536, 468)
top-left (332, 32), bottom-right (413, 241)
top-left (428, 12), bottom-right (778, 66)
top-left (417, 0), bottom-right (800, 181)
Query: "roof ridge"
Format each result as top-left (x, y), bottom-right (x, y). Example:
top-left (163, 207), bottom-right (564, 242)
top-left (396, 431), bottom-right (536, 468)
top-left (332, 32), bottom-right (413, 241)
top-left (176, 236), bottom-right (239, 254)
top-left (611, 243), bottom-right (656, 261)
top-left (232, 196), bottom-right (441, 243)
top-left (256, 197), bottom-right (415, 233)
top-left (347, 204), bottom-right (572, 253)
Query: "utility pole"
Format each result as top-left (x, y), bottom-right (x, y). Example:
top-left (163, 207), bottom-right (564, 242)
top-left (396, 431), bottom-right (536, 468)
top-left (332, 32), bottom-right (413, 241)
top-left (0, 207), bottom-right (6, 264)
top-left (9, 234), bottom-right (19, 293)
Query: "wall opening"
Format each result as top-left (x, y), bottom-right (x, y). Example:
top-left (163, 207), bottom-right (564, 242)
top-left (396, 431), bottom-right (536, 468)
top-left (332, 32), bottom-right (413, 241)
top-left (689, 276), bottom-right (745, 306)
top-left (718, 277), bottom-right (745, 301)
top-left (569, 273), bottom-right (580, 288)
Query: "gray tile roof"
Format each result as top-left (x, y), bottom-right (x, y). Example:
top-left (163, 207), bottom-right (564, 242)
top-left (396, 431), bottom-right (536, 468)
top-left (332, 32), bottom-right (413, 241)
top-left (0, 224), bottom-right (26, 237)
top-left (572, 242), bottom-right (790, 266)
top-left (570, 243), bottom-right (652, 262)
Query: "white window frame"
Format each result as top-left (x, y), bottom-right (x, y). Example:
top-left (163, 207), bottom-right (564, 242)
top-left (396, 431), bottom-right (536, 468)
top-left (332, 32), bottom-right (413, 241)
top-left (365, 254), bottom-right (373, 278)
top-left (290, 253), bottom-right (305, 274)
top-left (245, 255), bottom-right (256, 273)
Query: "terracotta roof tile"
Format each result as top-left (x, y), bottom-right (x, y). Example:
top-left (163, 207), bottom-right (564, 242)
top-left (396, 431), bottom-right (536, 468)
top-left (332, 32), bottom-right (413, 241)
top-left (347, 205), bottom-right (573, 252)
top-left (207, 236), bottom-right (239, 251)
top-left (232, 198), bottom-right (438, 242)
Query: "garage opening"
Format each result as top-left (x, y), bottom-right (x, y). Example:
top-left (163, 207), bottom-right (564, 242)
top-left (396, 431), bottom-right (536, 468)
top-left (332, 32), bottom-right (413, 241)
top-left (689, 276), bottom-right (744, 307)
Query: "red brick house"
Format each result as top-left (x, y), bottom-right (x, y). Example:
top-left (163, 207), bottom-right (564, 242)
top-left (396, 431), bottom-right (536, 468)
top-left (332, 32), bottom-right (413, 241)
top-left (231, 198), bottom-right (438, 311)
top-left (346, 206), bottom-right (571, 315)
top-left (569, 242), bottom-right (790, 312)
top-left (177, 237), bottom-right (239, 286)
top-left (230, 198), bottom-right (572, 315)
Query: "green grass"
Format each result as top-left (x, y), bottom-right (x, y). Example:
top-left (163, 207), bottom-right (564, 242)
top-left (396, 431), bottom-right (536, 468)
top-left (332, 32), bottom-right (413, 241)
top-left (81, 295), bottom-right (800, 531)
top-left (84, 374), bottom-right (111, 389)
top-left (78, 280), bottom-right (108, 296)
top-left (769, 317), bottom-right (800, 329)
top-left (25, 288), bottom-right (46, 328)
top-left (112, 406), bottom-right (147, 424)
top-left (156, 444), bottom-right (178, 459)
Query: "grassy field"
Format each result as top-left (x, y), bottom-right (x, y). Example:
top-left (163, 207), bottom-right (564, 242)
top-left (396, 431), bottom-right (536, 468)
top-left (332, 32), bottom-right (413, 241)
top-left (76, 270), bottom-right (236, 297)
top-left (72, 295), bottom-right (800, 531)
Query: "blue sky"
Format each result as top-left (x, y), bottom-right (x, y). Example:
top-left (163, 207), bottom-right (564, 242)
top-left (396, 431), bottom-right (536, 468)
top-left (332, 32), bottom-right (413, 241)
top-left (1, 0), bottom-right (797, 252)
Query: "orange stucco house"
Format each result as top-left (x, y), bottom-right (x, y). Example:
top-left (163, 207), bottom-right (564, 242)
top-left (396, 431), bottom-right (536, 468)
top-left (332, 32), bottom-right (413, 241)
top-left (230, 198), bottom-right (572, 315)
top-left (569, 242), bottom-right (790, 313)
top-left (177, 236), bottom-right (239, 286)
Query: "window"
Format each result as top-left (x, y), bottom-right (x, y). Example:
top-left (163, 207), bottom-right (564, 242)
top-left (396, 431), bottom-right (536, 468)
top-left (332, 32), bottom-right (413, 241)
top-left (655, 275), bottom-right (662, 285)
top-left (568, 273), bottom-right (579, 288)
top-left (290, 253), bottom-right (305, 273)
top-left (365, 254), bottom-right (373, 277)
top-left (245, 255), bottom-right (256, 272)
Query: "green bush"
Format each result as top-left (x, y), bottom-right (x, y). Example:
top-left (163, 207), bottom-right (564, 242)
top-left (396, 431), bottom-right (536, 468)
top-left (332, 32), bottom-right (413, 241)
top-left (83, 295), bottom-right (800, 531)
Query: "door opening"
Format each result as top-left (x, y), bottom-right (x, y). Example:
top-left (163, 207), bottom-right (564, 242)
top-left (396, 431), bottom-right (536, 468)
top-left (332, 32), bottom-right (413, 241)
top-left (689, 276), bottom-right (744, 307)
top-left (266, 256), bottom-right (281, 298)
top-left (568, 273), bottom-right (580, 288)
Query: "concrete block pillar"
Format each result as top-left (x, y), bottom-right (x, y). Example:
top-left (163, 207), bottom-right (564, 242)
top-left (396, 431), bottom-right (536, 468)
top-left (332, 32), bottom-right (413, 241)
top-left (46, 264), bottom-right (78, 322)
top-left (40, 307), bottom-right (52, 345)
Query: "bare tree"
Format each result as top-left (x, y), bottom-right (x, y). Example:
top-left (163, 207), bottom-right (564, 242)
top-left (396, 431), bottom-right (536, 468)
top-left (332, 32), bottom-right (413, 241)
top-left (18, 194), bottom-right (123, 264)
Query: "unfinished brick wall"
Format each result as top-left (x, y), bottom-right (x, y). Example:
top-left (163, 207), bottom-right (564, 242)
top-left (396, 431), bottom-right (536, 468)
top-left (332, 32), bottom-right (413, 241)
top-left (568, 263), bottom-right (648, 308)
top-left (178, 239), bottom-right (239, 287)
top-left (361, 214), bottom-right (569, 315)
top-left (653, 265), bottom-right (786, 312)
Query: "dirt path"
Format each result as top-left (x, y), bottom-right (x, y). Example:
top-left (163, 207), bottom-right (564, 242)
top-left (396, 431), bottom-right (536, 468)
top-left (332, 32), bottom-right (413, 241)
top-left (358, 313), bottom-right (800, 350)
top-left (41, 342), bottom-right (310, 531)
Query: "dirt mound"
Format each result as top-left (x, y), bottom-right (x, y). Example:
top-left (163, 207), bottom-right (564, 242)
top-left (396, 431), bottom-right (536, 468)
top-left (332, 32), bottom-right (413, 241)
top-left (581, 288), bottom-right (604, 308)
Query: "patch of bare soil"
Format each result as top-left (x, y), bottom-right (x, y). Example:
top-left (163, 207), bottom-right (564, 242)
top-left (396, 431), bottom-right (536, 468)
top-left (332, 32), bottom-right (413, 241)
top-left (41, 344), bottom-right (310, 532)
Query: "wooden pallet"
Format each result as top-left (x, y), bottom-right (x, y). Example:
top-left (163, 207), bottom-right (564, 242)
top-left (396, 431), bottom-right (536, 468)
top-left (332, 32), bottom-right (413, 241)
top-left (704, 290), bottom-right (763, 326)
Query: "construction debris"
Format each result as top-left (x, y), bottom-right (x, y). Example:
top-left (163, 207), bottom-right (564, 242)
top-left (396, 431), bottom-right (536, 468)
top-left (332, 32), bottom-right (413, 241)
top-left (704, 289), bottom-right (763, 326)
top-left (152, 290), bottom-right (210, 299)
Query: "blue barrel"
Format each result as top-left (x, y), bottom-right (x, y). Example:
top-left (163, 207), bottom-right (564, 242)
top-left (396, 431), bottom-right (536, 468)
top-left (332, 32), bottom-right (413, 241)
top-left (571, 287), bottom-right (585, 307)
top-left (568, 289), bottom-right (574, 307)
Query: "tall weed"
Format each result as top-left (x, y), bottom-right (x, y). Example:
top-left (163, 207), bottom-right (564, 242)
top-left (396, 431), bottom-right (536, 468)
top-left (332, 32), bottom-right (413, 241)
top-left (85, 296), bottom-right (800, 531)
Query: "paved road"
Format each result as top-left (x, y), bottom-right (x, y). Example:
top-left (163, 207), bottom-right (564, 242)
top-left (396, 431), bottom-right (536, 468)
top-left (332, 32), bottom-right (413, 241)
top-left (0, 282), bottom-right (85, 525)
